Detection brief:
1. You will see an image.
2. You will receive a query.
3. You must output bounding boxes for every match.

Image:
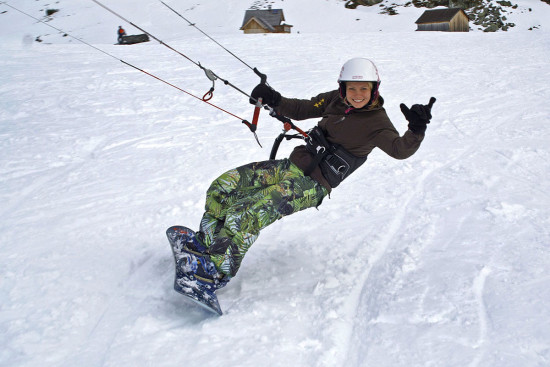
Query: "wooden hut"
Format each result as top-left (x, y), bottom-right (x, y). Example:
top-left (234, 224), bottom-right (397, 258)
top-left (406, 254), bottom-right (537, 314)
top-left (240, 8), bottom-right (293, 34)
top-left (415, 8), bottom-right (469, 32)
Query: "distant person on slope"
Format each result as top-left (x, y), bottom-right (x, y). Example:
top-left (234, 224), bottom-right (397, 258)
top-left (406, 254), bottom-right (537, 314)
top-left (117, 26), bottom-right (126, 44)
top-left (167, 58), bottom-right (436, 313)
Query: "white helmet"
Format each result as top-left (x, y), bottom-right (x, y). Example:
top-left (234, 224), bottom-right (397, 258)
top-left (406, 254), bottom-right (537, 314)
top-left (338, 58), bottom-right (381, 106)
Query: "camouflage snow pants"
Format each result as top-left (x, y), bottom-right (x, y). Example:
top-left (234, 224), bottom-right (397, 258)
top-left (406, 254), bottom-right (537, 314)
top-left (199, 159), bottom-right (328, 278)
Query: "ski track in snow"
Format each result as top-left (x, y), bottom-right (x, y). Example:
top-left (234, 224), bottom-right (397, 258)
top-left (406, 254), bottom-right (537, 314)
top-left (2, 1), bottom-right (550, 366)
top-left (470, 265), bottom-right (491, 367)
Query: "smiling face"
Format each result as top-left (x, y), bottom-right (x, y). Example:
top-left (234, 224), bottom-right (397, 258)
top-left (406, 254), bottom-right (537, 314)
top-left (345, 81), bottom-right (372, 109)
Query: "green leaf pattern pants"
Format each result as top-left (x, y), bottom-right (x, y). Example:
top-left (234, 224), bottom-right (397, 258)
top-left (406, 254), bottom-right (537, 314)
top-left (199, 159), bottom-right (328, 278)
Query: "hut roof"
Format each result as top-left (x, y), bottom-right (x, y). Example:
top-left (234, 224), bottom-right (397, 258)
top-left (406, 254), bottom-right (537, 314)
top-left (415, 8), bottom-right (468, 24)
top-left (241, 9), bottom-right (286, 31)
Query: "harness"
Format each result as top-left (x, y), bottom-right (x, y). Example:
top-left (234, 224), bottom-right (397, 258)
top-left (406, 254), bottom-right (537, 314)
top-left (303, 126), bottom-right (367, 188)
top-left (270, 125), bottom-right (367, 188)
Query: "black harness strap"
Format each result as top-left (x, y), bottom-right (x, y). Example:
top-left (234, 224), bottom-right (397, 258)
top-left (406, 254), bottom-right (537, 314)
top-left (303, 127), bottom-right (330, 175)
top-left (304, 126), bottom-right (368, 188)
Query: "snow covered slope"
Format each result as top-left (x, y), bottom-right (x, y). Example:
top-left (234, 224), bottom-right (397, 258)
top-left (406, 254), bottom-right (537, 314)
top-left (1, 0), bottom-right (550, 366)
top-left (1, 0), bottom-right (550, 45)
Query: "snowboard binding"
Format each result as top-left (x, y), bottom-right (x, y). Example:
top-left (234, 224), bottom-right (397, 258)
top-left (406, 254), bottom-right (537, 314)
top-left (167, 226), bottom-right (228, 315)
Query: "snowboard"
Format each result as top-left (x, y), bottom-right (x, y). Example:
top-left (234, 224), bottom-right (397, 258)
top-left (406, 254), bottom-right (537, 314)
top-left (166, 225), bottom-right (223, 315)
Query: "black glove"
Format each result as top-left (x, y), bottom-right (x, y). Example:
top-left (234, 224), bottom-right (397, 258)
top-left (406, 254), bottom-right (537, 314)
top-left (400, 97), bottom-right (437, 135)
top-left (249, 83), bottom-right (281, 108)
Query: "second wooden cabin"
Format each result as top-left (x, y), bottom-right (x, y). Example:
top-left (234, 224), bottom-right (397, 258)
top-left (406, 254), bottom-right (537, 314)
top-left (415, 8), bottom-right (470, 32)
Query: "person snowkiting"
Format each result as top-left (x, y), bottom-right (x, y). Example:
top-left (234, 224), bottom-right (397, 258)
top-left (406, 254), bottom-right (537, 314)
top-left (169, 58), bottom-right (436, 309)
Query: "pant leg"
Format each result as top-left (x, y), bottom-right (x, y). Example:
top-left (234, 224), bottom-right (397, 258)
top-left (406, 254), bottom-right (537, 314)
top-left (199, 160), bottom-right (280, 247)
top-left (202, 159), bottom-right (328, 277)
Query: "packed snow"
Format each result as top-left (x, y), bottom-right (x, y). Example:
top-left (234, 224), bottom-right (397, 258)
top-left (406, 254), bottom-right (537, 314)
top-left (1, 0), bottom-right (550, 366)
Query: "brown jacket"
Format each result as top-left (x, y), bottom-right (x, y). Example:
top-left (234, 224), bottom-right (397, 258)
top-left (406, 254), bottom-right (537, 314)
top-left (275, 90), bottom-right (424, 190)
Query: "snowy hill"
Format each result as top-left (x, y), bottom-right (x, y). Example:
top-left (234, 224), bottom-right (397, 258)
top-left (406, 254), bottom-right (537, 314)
top-left (1, 0), bottom-right (550, 45)
top-left (1, 1), bottom-right (550, 367)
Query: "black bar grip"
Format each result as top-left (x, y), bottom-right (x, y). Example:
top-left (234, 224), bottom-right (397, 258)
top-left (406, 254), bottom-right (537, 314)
top-left (269, 133), bottom-right (285, 160)
top-left (253, 67), bottom-right (267, 85)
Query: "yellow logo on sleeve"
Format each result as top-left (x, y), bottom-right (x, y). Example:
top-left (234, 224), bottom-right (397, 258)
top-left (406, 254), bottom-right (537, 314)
top-left (314, 98), bottom-right (325, 108)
